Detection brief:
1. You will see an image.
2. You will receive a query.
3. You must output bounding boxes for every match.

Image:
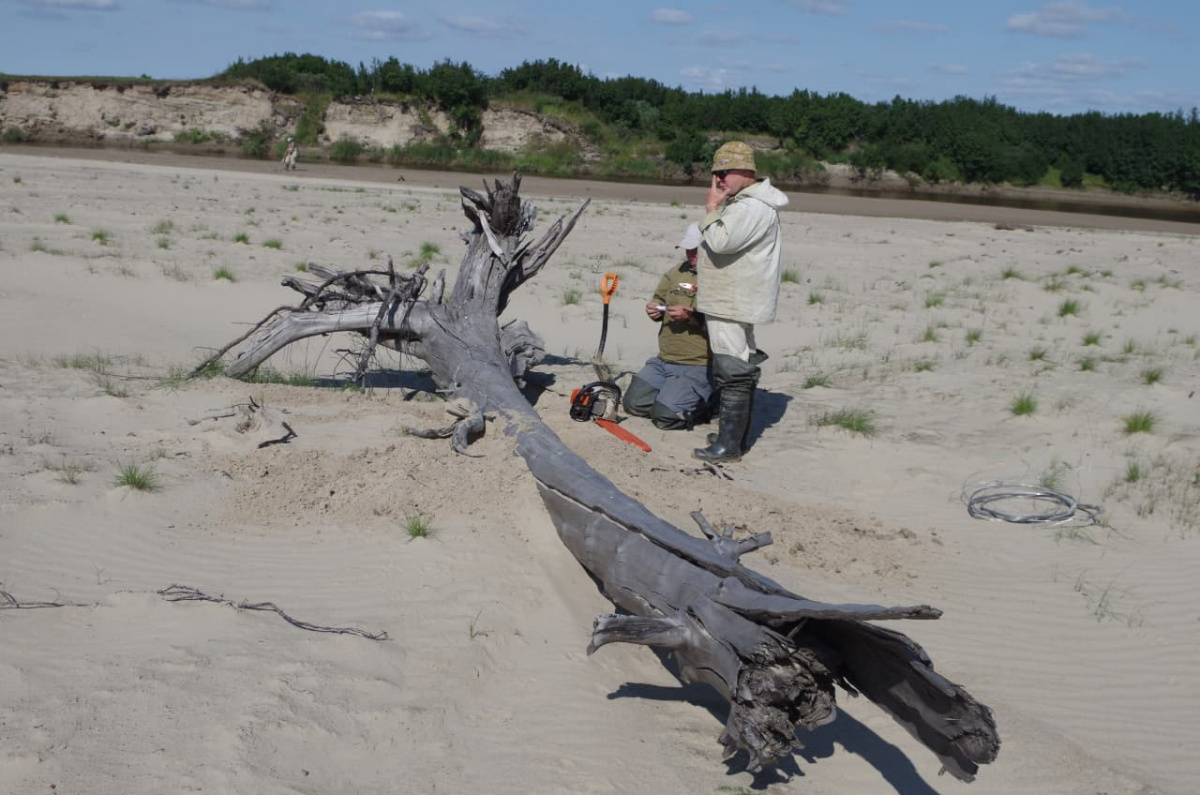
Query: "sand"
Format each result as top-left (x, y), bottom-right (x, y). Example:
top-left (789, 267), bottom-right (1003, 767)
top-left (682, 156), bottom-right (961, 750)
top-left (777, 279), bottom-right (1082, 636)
top-left (1, 150), bottom-right (1197, 795)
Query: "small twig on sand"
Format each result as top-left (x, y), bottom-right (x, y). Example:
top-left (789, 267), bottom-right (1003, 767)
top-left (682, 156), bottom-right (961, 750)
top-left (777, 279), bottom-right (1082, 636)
top-left (157, 584), bottom-right (389, 641)
top-left (186, 404), bottom-right (249, 425)
top-left (699, 462), bottom-right (733, 480)
top-left (257, 421), bottom-right (298, 448)
top-left (1, 588), bottom-right (92, 609)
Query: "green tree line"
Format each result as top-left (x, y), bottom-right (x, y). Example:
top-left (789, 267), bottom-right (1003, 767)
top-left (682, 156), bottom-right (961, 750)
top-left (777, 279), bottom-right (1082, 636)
top-left (220, 53), bottom-right (1200, 197)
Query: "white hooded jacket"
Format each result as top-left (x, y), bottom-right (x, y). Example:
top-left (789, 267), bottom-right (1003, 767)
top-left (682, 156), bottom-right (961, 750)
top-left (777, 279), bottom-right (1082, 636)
top-left (696, 178), bottom-right (789, 324)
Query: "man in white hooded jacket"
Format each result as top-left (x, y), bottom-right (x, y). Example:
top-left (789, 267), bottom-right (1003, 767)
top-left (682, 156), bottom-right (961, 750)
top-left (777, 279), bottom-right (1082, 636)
top-left (694, 141), bottom-right (789, 463)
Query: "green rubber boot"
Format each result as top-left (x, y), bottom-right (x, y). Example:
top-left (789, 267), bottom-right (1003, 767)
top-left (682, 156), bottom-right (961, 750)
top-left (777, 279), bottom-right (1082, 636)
top-left (694, 388), bottom-right (750, 463)
top-left (694, 354), bottom-right (758, 463)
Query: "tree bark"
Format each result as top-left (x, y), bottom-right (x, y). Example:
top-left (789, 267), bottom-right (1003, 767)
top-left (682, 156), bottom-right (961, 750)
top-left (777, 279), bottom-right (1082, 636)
top-left (201, 174), bottom-right (999, 779)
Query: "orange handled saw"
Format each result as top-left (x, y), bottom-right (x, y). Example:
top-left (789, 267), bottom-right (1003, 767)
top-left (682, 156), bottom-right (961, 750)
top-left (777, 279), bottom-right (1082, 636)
top-left (570, 381), bottom-right (651, 453)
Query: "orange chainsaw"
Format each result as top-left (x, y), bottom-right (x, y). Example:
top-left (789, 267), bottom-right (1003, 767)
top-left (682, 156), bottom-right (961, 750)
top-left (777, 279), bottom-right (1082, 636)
top-left (570, 380), bottom-right (651, 453)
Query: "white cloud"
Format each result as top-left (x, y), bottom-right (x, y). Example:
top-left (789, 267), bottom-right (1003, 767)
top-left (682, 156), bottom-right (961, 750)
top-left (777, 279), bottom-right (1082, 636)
top-left (996, 53), bottom-right (1152, 111)
top-left (994, 82), bottom-right (1153, 113)
top-left (874, 20), bottom-right (948, 34)
top-left (782, 0), bottom-right (850, 14)
top-left (854, 67), bottom-right (916, 94)
top-left (680, 66), bottom-right (730, 92)
top-left (932, 63), bottom-right (968, 76)
top-left (759, 32), bottom-right (801, 44)
top-left (22, 0), bottom-right (117, 9)
top-left (1132, 89), bottom-right (1200, 113)
top-left (652, 8), bottom-right (691, 25)
top-left (173, 0), bottom-right (269, 7)
top-left (1014, 53), bottom-right (1143, 83)
top-left (348, 10), bottom-right (430, 41)
top-left (692, 29), bottom-right (797, 46)
top-left (999, 84), bottom-right (1198, 114)
top-left (437, 15), bottom-right (526, 38)
top-left (1006, 1), bottom-right (1121, 38)
top-left (715, 58), bottom-right (796, 77)
top-left (202, 0), bottom-right (270, 8)
top-left (996, 84), bottom-right (1090, 111)
top-left (679, 59), bottom-right (791, 93)
top-left (697, 30), bottom-right (748, 46)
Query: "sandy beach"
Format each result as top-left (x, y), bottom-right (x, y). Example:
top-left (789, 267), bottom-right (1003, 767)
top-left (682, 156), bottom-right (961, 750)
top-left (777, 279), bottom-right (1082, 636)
top-left (1, 150), bottom-right (1197, 794)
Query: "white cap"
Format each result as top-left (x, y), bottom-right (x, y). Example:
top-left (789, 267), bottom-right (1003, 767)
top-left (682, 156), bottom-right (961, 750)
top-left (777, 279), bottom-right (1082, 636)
top-left (676, 222), bottom-right (702, 250)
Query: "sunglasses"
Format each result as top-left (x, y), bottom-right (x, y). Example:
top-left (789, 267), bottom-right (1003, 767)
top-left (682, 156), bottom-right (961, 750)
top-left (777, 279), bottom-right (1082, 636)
top-left (713, 170), bottom-right (731, 179)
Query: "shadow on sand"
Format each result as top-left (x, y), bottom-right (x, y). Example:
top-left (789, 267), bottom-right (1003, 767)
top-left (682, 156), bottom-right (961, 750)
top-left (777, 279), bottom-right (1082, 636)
top-left (605, 645), bottom-right (940, 793)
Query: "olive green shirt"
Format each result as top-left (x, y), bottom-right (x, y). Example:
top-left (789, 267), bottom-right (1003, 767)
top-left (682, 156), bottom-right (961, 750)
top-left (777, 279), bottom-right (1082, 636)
top-left (653, 262), bottom-right (709, 366)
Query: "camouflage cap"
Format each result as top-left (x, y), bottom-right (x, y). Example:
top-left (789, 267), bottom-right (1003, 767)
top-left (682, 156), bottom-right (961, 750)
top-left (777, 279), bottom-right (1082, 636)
top-left (712, 140), bottom-right (756, 173)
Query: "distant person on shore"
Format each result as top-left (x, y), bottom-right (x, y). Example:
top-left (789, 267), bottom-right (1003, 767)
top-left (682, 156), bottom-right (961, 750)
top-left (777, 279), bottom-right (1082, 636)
top-left (282, 137), bottom-right (298, 171)
top-left (692, 141), bottom-right (787, 463)
top-left (622, 222), bottom-right (714, 430)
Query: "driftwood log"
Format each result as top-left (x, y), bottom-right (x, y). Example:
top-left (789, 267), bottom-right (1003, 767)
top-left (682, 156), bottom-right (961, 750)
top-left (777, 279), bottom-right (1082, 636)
top-left (198, 175), bottom-right (1000, 779)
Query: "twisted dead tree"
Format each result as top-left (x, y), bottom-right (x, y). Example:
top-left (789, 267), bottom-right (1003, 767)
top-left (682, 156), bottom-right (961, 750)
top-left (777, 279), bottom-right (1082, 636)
top-left (198, 175), bottom-right (1000, 779)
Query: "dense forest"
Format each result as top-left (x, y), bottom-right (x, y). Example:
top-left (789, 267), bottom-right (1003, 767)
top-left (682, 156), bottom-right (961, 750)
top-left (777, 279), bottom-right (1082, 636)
top-left (219, 53), bottom-right (1200, 197)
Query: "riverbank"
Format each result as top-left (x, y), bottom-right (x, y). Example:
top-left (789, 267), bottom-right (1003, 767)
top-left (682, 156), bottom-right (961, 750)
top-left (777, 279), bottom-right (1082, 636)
top-left (1, 150), bottom-right (1197, 794)
top-left (10, 143), bottom-right (1200, 236)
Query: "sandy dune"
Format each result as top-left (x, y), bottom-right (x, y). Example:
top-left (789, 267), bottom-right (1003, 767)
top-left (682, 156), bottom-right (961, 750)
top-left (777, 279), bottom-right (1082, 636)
top-left (1, 151), bottom-right (1197, 794)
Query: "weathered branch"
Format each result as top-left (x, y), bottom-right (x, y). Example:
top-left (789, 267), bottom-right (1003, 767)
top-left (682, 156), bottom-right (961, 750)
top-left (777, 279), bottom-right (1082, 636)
top-left (221, 302), bottom-right (431, 378)
top-left (691, 510), bottom-right (774, 562)
top-left (354, 262), bottom-right (428, 385)
top-left (401, 398), bottom-right (486, 456)
top-left (158, 584), bottom-right (387, 640)
top-left (191, 305), bottom-right (299, 377)
top-left (1, 588), bottom-right (93, 609)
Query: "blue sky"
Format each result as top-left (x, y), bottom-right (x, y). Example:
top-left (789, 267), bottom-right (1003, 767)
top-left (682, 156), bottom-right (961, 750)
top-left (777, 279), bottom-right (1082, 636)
top-left (2, 1), bottom-right (1195, 116)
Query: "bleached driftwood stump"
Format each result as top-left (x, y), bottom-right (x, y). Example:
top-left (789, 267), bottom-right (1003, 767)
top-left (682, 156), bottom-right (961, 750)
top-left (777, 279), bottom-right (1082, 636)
top-left (200, 175), bottom-right (999, 779)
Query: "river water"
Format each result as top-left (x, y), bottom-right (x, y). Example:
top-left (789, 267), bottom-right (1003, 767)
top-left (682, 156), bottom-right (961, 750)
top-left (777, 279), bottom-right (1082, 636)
top-left (795, 183), bottom-right (1200, 226)
top-left (10, 143), bottom-right (1200, 235)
